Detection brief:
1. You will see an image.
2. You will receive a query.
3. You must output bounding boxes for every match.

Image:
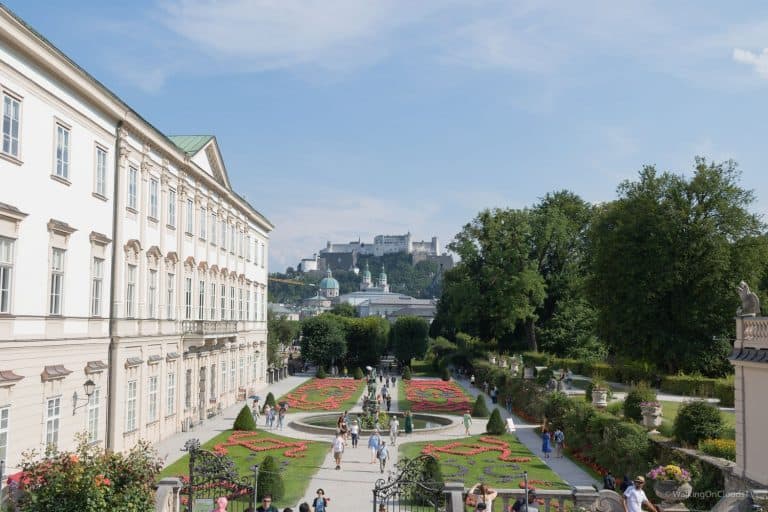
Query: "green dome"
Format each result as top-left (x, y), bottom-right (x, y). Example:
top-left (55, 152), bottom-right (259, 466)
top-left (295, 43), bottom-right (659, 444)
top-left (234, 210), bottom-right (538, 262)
top-left (319, 269), bottom-right (340, 290)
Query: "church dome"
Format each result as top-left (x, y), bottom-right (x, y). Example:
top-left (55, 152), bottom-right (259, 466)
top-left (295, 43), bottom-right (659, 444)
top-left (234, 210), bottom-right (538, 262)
top-left (363, 262), bottom-right (372, 280)
top-left (319, 269), bottom-right (340, 290)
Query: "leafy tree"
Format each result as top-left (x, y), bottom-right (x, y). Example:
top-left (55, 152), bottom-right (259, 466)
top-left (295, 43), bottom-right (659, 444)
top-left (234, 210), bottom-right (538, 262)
top-left (486, 408), bottom-right (505, 435)
top-left (256, 455), bottom-right (284, 502)
top-left (267, 310), bottom-right (299, 366)
top-left (589, 159), bottom-right (768, 374)
top-left (344, 316), bottom-right (389, 368)
top-left (391, 316), bottom-right (430, 366)
top-left (233, 405), bottom-right (257, 431)
top-left (331, 302), bottom-right (358, 317)
top-left (300, 314), bottom-right (347, 369)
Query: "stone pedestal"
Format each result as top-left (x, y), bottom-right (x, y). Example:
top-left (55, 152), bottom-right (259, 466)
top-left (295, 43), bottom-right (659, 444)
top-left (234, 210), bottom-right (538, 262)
top-left (592, 388), bottom-right (608, 408)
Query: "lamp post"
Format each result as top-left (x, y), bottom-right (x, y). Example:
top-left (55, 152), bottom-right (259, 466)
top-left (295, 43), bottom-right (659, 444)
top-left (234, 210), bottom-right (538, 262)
top-left (72, 379), bottom-right (97, 415)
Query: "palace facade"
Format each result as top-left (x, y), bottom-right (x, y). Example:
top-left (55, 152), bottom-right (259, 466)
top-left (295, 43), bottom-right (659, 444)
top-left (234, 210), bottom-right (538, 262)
top-left (0, 6), bottom-right (272, 472)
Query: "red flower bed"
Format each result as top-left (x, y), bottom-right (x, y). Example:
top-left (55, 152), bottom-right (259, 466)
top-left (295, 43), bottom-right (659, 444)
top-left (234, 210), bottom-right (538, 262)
top-left (213, 430), bottom-right (310, 458)
top-left (404, 379), bottom-right (473, 413)
top-left (281, 378), bottom-right (362, 410)
top-left (569, 448), bottom-right (609, 475)
top-left (421, 436), bottom-right (532, 463)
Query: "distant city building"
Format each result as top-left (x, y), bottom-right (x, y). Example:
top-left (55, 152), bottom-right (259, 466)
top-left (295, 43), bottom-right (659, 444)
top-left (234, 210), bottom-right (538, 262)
top-left (297, 254), bottom-right (319, 273)
top-left (321, 232), bottom-right (440, 258)
top-left (268, 303), bottom-right (300, 322)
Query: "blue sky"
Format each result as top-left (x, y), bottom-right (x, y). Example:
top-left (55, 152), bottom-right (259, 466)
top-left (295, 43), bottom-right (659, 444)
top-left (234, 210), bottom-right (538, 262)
top-left (9, 1), bottom-right (768, 271)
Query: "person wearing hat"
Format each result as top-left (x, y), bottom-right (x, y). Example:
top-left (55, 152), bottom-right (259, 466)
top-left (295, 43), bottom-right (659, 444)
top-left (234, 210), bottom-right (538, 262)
top-left (623, 476), bottom-right (657, 512)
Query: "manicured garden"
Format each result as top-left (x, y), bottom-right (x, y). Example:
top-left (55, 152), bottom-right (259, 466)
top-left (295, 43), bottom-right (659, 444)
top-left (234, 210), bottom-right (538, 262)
top-left (277, 377), bottom-right (365, 411)
top-left (161, 429), bottom-right (328, 508)
top-left (400, 434), bottom-right (569, 512)
top-left (399, 378), bottom-right (474, 414)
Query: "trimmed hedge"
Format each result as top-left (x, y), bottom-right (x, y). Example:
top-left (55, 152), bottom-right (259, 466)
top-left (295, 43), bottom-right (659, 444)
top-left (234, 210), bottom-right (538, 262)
top-left (486, 408), bottom-right (505, 435)
top-left (674, 401), bottom-right (724, 446)
top-left (472, 395), bottom-right (490, 417)
top-left (353, 367), bottom-right (364, 380)
top-left (233, 405), bottom-right (257, 431)
top-left (316, 366), bottom-right (327, 378)
top-left (623, 383), bottom-right (657, 422)
top-left (661, 375), bottom-right (734, 406)
top-left (262, 392), bottom-right (276, 413)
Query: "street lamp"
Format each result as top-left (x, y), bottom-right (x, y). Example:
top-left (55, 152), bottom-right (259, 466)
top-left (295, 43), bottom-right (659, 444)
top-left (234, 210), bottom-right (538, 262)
top-left (72, 379), bottom-right (96, 415)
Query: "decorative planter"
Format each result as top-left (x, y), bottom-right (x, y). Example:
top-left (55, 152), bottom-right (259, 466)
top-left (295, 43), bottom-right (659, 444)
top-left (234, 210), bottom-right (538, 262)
top-left (641, 405), bottom-right (663, 429)
top-left (523, 367), bottom-right (534, 379)
top-left (490, 356), bottom-right (497, 365)
top-left (653, 480), bottom-right (692, 509)
top-left (591, 388), bottom-right (608, 408)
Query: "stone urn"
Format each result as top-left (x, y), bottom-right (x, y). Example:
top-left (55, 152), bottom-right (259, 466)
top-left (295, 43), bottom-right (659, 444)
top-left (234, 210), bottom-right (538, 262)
top-left (591, 387), bottom-right (608, 408)
top-left (490, 356), bottom-right (497, 365)
top-left (523, 366), bottom-right (535, 379)
top-left (653, 479), bottom-right (692, 510)
top-left (641, 404), bottom-right (663, 431)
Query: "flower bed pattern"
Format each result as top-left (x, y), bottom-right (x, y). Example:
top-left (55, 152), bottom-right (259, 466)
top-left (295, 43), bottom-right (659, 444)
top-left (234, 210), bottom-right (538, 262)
top-left (213, 430), bottom-right (309, 458)
top-left (404, 379), bottom-right (473, 413)
top-left (422, 436), bottom-right (532, 463)
top-left (280, 378), bottom-right (363, 411)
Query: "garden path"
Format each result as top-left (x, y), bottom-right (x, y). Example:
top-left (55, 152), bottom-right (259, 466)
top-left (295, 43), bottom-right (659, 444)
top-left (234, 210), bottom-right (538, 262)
top-left (454, 376), bottom-right (601, 489)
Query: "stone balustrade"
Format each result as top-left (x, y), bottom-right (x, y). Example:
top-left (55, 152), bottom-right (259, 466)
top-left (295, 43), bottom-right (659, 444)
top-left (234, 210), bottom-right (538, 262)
top-left (443, 483), bottom-right (625, 512)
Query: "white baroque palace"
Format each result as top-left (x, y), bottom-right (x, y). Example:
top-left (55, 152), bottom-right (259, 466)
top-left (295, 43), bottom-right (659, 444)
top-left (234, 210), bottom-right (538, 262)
top-left (0, 6), bottom-right (272, 472)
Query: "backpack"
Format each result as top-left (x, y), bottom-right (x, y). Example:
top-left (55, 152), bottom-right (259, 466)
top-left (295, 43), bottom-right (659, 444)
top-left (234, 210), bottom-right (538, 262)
top-left (554, 430), bottom-right (564, 443)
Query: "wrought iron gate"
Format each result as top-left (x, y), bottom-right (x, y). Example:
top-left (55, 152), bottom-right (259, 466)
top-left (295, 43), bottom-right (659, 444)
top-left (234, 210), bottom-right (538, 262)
top-left (373, 455), bottom-right (445, 512)
top-left (183, 439), bottom-right (256, 512)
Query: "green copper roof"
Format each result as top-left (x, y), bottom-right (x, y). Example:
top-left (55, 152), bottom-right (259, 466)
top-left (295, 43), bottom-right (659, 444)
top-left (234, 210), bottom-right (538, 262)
top-left (168, 135), bottom-right (214, 155)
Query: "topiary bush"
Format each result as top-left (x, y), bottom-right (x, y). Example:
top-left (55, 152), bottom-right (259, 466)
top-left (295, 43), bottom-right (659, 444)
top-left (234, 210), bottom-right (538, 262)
top-left (486, 408), bottom-right (505, 435)
top-left (353, 367), bottom-right (364, 380)
top-left (441, 366), bottom-right (451, 381)
top-left (402, 366), bottom-right (412, 380)
top-left (233, 405), bottom-right (257, 431)
top-left (623, 382), bottom-right (657, 422)
top-left (316, 366), bottom-right (327, 378)
top-left (262, 392), bottom-right (276, 413)
top-left (256, 455), bottom-right (284, 502)
top-left (472, 395), bottom-right (490, 417)
top-left (674, 401), bottom-right (724, 446)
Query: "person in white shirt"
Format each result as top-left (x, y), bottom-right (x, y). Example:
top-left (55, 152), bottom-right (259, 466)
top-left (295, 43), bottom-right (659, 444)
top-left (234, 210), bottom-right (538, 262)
top-left (332, 433), bottom-right (345, 470)
top-left (389, 416), bottom-right (400, 445)
top-left (350, 420), bottom-right (360, 447)
top-left (623, 476), bottom-right (657, 512)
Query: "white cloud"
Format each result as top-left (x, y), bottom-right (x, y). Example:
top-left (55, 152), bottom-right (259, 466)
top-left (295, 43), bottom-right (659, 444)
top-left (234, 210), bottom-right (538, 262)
top-left (733, 48), bottom-right (768, 79)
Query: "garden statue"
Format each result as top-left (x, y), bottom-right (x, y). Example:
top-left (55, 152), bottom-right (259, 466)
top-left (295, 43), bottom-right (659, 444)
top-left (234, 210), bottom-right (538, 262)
top-left (737, 281), bottom-right (760, 316)
top-left (364, 366), bottom-right (380, 416)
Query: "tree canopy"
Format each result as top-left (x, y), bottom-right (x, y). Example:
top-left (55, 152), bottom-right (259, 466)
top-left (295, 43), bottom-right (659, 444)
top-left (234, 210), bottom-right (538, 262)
top-left (391, 316), bottom-right (430, 366)
top-left (299, 315), bottom-right (347, 369)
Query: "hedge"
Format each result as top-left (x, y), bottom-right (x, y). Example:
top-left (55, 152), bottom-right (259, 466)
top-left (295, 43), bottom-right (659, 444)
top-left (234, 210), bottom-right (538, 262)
top-left (661, 375), bottom-right (734, 406)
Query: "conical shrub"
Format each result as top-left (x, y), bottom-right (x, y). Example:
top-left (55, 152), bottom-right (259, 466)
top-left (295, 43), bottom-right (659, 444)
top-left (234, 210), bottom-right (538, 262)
top-left (257, 455), bottom-right (284, 502)
top-left (486, 408), bottom-right (505, 435)
top-left (316, 366), bottom-right (327, 378)
top-left (262, 392), bottom-right (276, 413)
top-left (233, 405), bottom-right (256, 431)
top-left (402, 366), bottom-right (412, 380)
top-left (353, 367), bottom-right (364, 380)
top-left (472, 395), bottom-right (490, 417)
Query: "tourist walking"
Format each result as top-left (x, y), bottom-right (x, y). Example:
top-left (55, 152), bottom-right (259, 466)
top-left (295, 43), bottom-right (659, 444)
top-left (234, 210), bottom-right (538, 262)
top-left (332, 432), bottom-right (345, 470)
top-left (463, 410), bottom-right (472, 436)
top-left (311, 489), bottom-right (329, 512)
top-left (623, 476), bottom-right (657, 512)
top-left (350, 420), bottom-right (360, 447)
top-left (386, 395), bottom-right (392, 412)
top-left (541, 429), bottom-right (552, 459)
top-left (404, 410), bottom-right (413, 435)
top-left (267, 407), bottom-right (276, 429)
top-left (277, 408), bottom-right (286, 430)
top-left (470, 374), bottom-right (475, 386)
top-left (252, 399), bottom-right (261, 423)
top-left (553, 428), bottom-right (565, 458)
top-left (377, 440), bottom-right (390, 474)
top-left (263, 404), bottom-right (272, 427)
top-left (389, 415), bottom-right (400, 445)
top-left (368, 430), bottom-right (382, 464)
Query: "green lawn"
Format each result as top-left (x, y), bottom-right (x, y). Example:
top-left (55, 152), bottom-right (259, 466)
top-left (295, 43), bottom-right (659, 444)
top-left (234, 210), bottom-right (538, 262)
top-left (400, 434), bottom-right (569, 512)
top-left (161, 429), bottom-right (328, 508)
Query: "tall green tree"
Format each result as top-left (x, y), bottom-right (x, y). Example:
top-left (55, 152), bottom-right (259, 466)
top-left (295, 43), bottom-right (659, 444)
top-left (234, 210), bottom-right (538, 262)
top-left (344, 316), bottom-right (389, 368)
top-left (589, 159), bottom-right (768, 375)
top-left (330, 302), bottom-right (358, 317)
top-left (267, 311), bottom-right (299, 365)
top-left (434, 208), bottom-right (546, 350)
top-left (299, 314), bottom-right (347, 369)
top-left (391, 316), bottom-right (430, 366)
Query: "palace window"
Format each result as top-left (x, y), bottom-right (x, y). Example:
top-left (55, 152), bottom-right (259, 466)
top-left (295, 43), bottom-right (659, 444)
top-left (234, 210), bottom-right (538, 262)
top-left (149, 178), bottom-right (159, 218)
top-left (91, 257), bottom-right (103, 316)
top-left (200, 207), bottom-right (207, 239)
top-left (2, 93), bottom-right (20, 158)
top-left (230, 286), bottom-right (235, 321)
top-left (167, 373), bottom-right (176, 415)
top-left (229, 359), bottom-right (235, 389)
top-left (210, 283), bottom-right (216, 320)
top-left (198, 279), bottom-right (205, 320)
top-left (87, 388), bottom-right (100, 442)
top-left (49, 248), bottom-right (65, 315)
top-left (221, 361), bottom-right (227, 393)
top-left (0, 237), bottom-right (14, 314)
top-left (148, 269), bottom-right (157, 318)
top-left (186, 198), bottom-right (194, 234)
top-left (45, 397), bottom-right (61, 448)
top-left (125, 380), bottom-right (137, 432)
top-left (220, 284), bottom-right (226, 320)
top-left (184, 370), bottom-right (192, 410)
top-left (184, 277), bottom-right (192, 319)
top-left (0, 406), bottom-right (9, 462)
top-left (95, 146), bottom-right (107, 197)
top-left (127, 166), bottom-right (138, 209)
top-left (210, 213), bottom-right (217, 245)
top-left (147, 376), bottom-right (158, 423)
top-left (125, 264), bottom-right (136, 317)
top-left (54, 123), bottom-right (69, 179)
top-left (168, 188), bottom-right (176, 227)
top-left (166, 273), bottom-right (175, 319)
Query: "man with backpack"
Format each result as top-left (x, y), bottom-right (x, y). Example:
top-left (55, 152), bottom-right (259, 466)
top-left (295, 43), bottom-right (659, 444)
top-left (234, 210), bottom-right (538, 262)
top-left (553, 428), bottom-right (565, 458)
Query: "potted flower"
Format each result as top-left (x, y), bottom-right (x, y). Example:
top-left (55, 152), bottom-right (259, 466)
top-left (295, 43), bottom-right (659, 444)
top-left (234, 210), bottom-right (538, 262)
top-left (647, 464), bottom-right (693, 508)
top-left (591, 378), bottom-right (609, 409)
top-left (640, 401), bottom-right (663, 430)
